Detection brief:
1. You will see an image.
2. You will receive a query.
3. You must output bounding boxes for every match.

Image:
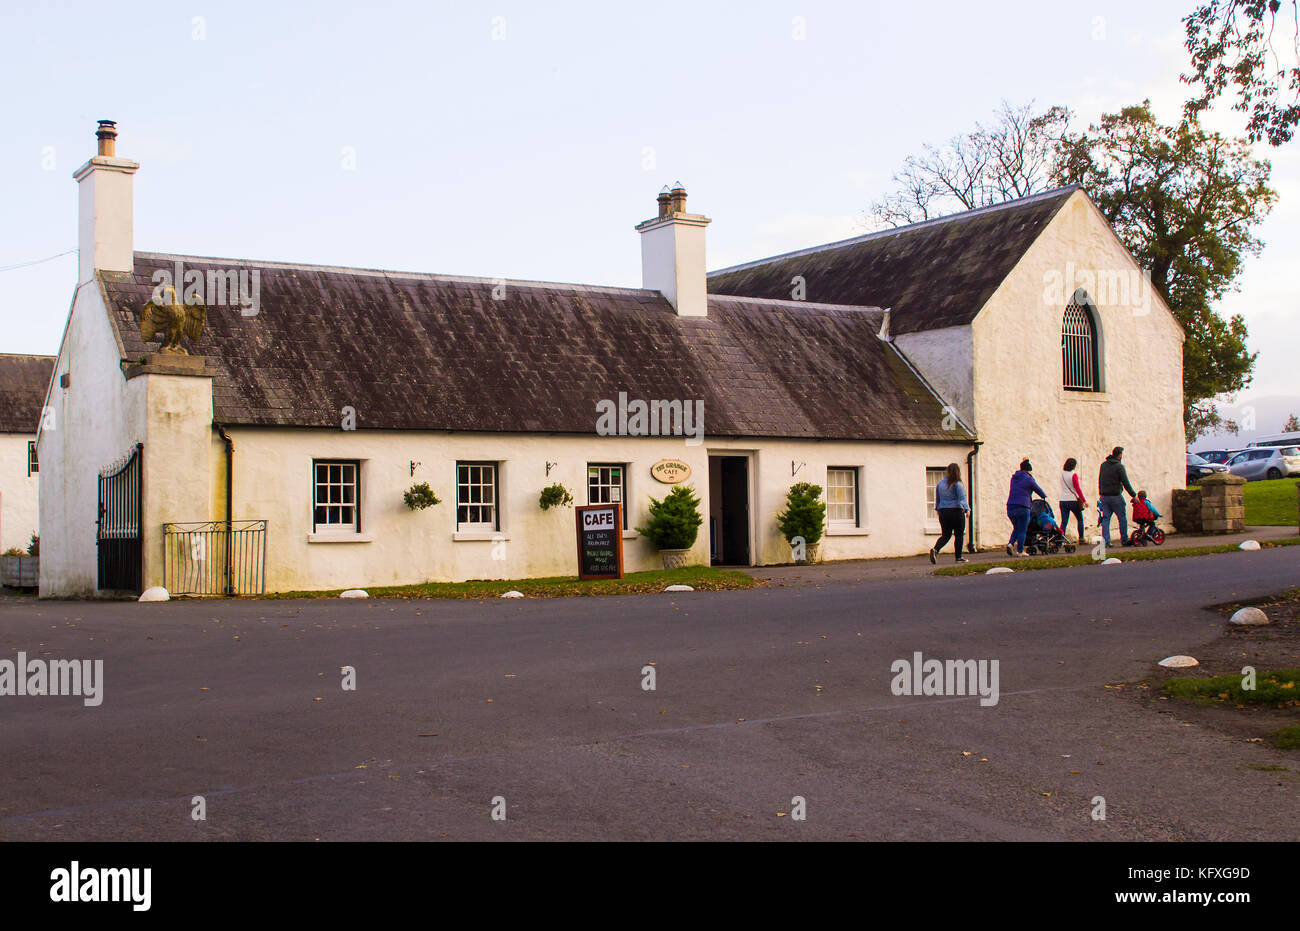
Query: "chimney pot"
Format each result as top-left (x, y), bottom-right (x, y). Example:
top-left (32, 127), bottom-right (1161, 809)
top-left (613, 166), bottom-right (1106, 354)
top-left (669, 183), bottom-right (687, 215)
top-left (95, 120), bottom-right (118, 157)
top-left (656, 188), bottom-right (672, 219)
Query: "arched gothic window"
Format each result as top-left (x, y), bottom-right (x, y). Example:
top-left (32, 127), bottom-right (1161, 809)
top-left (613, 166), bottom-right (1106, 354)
top-left (1062, 294), bottom-right (1099, 391)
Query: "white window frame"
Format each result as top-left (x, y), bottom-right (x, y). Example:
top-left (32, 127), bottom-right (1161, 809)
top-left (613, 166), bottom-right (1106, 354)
top-left (925, 467), bottom-right (946, 534)
top-left (587, 463), bottom-right (628, 529)
top-left (27, 440), bottom-right (38, 476)
top-left (457, 461), bottom-right (499, 532)
top-left (313, 460), bottom-right (360, 533)
top-left (826, 467), bottom-right (860, 528)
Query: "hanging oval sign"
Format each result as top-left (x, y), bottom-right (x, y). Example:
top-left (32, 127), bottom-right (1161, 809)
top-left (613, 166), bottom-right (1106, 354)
top-left (650, 459), bottom-right (691, 484)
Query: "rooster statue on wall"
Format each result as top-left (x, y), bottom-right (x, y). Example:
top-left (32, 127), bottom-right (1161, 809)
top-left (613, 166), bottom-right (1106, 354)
top-left (140, 285), bottom-right (206, 355)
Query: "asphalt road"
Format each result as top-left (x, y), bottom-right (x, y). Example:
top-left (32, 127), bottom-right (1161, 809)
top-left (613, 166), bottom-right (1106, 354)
top-left (2, 547), bottom-right (1298, 841)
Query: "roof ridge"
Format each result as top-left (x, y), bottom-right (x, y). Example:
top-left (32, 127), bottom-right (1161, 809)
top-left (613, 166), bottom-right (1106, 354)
top-left (131, 252), bottom-right (659, 297)
top-left (0, 352), bottom-right (56, 360)
top-left (709, 294), bottom-right (883, 313)
top-left (708, 185), bottom-right (1081, 278)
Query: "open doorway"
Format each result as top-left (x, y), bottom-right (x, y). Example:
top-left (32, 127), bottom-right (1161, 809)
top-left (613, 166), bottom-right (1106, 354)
top-left (708, 455), bottom-right (751, 566)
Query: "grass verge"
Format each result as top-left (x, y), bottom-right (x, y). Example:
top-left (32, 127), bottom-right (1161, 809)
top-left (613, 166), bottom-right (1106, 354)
top-left (1242, 477), bottom-right (1300, 526)
top-left (1159, 668), bottom-right (1300, 707)
top-left (933, 536), bottom-right (1300, 576)
top-left (1273, 725), bottom-right (1300, 750)
top-left (260, 566), bottom-right (762, 600)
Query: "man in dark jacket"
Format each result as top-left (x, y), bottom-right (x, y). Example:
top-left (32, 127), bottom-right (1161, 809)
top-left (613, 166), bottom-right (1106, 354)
top-left (1097, 446), bottom-right (1137, 547)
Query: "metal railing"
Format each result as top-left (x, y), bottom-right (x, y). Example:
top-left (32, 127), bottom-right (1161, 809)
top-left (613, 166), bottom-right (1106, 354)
top-left (162, 520), bottom-right (267, 595)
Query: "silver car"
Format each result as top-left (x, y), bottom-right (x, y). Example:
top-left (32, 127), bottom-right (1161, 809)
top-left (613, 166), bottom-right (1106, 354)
top-left (1224, 445), bottom-right (1300, 481)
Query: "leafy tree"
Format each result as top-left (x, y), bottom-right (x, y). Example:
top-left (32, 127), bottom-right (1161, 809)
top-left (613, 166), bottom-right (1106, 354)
top-left (636, 485), bottom-right (703, 550)
top-left (1284, 413), bottom-right (1300, 432)
top-left (1053, 102), bottom-right (1276, 441)
top-left (1183, 1), bottom-right (1300, 145)
top-left (869, 101), bottom-right (1071, 226)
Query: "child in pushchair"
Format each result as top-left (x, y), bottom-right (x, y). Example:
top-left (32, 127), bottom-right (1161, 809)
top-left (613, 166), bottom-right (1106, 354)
top-left (1129, 490), bottom-right (1165, 546)
top-left (1025, 499), bottom-right (1077, 555)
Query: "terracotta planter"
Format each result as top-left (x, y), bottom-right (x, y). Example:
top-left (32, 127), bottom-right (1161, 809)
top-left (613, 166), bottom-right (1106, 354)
top-left (660, 548), bottom-right (693, 570)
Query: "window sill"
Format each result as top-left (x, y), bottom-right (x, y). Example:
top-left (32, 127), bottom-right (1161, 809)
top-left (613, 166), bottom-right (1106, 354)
top-left (622, 531), bottom-right (638, 540)
top-left (453, 531), bottom-right (508, 542)
top-left (826, 526), bottom-right (869, 536)
top-left (1061, 390), bottom-right (1108, 402)
top-left (924, 527), bottom-right (941, 536)
top-left (307, 532), bottom-right (374, 543)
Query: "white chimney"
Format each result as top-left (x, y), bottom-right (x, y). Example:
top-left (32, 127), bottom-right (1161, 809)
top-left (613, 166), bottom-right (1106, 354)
top-left (635, 184), bottom-right (711, 317)
top-left (72, 120), bottom-right (138, 284)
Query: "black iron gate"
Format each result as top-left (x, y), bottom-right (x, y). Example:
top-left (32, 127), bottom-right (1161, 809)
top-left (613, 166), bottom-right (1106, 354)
top-left (97, 443), bottom-right (142, 593)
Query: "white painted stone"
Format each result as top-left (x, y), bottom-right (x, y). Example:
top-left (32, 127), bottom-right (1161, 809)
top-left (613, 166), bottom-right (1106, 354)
top-left (339, 589), bottom-right (369, 598)
top-left (985, 566), bottom-right (1013, 574)
top-left (663, 584), bottom-right (694, 592)
top-left (1101, 557), bottom-right (1121, 565)
top-left (1238, 540), bottom-right (1261, 551)
top-left (1158, 655), bottom-right (1199, 668)
top-left (1229, 607), bottom-right (1270, 627)
top-left (500, 590), bottom-right (524, 598)
top-left (137, 586), bottom-right (169, 602)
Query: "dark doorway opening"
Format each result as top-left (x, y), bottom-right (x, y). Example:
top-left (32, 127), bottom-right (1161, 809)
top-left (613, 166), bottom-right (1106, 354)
top-left (709, 455), bottom-right (750, 566)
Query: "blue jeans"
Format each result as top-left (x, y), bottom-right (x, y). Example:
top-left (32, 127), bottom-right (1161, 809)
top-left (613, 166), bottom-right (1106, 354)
top-left (1007, 505), bottom-right (1030, 552)
top-left (1098, 494), bottom-right (1128, 546)
top-left (1059, 500), bottom-right (1084, 539)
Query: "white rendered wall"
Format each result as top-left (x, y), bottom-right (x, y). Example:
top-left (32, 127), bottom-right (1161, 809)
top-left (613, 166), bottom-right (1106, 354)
top-left (0, 434), bottom-right (39, 553)
top-left (894, 326), bottom-right (975, 430)
top-left (38, 283), bottom-right (149, 597)
top-left (224, 428), bottom-right (972, 592)
top-left (967, 190), bottom-right (1185, 546)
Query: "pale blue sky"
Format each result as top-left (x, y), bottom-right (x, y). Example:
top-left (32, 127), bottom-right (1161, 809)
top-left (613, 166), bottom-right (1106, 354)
top-left (1, 0), bottom-right (1294, 424)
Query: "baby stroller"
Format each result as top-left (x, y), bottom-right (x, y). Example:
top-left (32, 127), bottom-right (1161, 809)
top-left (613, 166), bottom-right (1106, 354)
top-left (1025, 499), bottom-right (1077, 555)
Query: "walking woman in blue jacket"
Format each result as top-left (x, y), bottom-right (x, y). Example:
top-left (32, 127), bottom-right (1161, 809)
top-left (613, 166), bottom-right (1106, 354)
top-left (1006, 459), bottom-right (1048, 556)
top-left (929, 462), bottom-right (970, 564)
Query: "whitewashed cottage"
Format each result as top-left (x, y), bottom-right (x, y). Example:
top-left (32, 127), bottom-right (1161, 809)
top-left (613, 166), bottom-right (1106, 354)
top-left (38, 123), bottom-right (1184, 596)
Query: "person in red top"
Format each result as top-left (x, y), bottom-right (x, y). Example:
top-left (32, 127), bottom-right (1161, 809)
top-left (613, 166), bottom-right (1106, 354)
top-left (1058, 457), bottom-right (1088, 544)
top-left (1131, 490), bottom-right (1160, 535)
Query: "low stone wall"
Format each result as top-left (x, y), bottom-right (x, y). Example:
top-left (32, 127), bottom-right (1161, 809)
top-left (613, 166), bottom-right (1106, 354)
top-left (1172, 488), bottom-right (1202, 533)
top-left (1198, 473), bottom-right (1246, 533)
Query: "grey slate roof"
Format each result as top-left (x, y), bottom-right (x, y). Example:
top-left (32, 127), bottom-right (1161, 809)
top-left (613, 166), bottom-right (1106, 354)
top-left (708, 187), bottom-right (1078, 336)
top-left (0, 353), bottom-right (55, 434)
top-left (96, 253), bottom-right (971, 442)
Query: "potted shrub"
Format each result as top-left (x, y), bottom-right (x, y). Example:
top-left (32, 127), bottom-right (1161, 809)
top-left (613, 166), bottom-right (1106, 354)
top-left (636, 485), bottom-right (703, 569)
top-left (403, 482), bottom-right (440, 510)
top-left (776, 482), bottom-right (826, 564)
top-left (538, 483), bottom-right (574, 510)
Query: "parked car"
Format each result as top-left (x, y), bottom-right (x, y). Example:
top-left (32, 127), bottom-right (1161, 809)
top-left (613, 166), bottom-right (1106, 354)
top-left (1223, 445), bottom-right (1300, 481)
top-left (1194, 449), bottom-right (1242, 465)
top-left (1186, 452), bottom-right (1228, 485)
